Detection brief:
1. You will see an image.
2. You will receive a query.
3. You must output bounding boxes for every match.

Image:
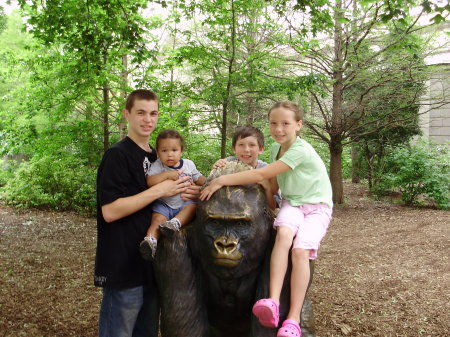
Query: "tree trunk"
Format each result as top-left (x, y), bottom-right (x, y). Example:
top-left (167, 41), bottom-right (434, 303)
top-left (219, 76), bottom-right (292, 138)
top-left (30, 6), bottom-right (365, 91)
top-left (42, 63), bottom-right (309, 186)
top-left (351, 145), bottom-right (360, 183)
top-left (220, 0), bottom-right (236, 158)
top-left (102, 85), bottom-right (110, 153)
top-left (330, 0), bottom-right (345, 204)
top-left (363, 142), bottom-right (373, 189)
top-left (119, 54), bottom-right (128, 139)
top-left (102, 50), bottom-right (110, 153)
top-left (329, 137), bottom-right (344, 204)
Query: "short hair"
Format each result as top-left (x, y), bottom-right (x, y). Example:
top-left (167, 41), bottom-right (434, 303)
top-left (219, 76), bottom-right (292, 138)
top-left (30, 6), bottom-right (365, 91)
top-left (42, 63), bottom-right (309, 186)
top-left (156, 129), bottom-right (185, 151)
top-left (125, 89), bottom-right (158, 111)
top-left (268, 101), bottom-right (304, 122)
top-left (232, 126), bottom-right (265, 149)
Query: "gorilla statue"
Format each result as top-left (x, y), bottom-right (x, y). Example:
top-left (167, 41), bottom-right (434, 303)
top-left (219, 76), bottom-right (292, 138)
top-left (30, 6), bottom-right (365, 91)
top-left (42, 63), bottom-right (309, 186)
top-left (153, 162), bottom-right (315, 337)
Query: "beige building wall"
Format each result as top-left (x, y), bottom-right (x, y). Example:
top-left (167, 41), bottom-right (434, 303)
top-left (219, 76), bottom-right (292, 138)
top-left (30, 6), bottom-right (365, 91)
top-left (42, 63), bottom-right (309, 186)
top-left (419, 64), bottom-right (450, 144)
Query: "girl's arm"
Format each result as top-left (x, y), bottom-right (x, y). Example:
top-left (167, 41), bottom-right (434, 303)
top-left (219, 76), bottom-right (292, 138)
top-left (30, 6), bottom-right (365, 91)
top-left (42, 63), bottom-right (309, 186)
top-left (147, 170), bottom-right (180, 187)
top-left (200, 160), bottom-right (291, 200)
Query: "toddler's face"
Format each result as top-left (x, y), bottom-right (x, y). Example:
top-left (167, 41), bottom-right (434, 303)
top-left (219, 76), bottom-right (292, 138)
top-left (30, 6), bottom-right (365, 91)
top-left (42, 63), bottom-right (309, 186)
top-left (157, 138), bottom-right (183, 167)
top-left (233, 136), bottom-right (264, 168)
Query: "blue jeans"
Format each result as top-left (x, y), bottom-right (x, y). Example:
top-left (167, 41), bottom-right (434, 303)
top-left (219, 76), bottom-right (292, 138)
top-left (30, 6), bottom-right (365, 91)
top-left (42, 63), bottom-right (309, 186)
top-left (99, 285), bottom-right (159, 337)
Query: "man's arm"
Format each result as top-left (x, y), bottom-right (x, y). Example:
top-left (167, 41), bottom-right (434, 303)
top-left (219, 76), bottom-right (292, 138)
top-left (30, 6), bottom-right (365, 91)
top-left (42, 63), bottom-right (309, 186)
top-left (102, 176), bottom-right (191, 223)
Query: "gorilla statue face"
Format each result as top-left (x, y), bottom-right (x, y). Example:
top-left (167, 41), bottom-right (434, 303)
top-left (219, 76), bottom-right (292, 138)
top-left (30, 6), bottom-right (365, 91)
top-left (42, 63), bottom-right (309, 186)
top-left (190, 183), bottom-right (273, 280)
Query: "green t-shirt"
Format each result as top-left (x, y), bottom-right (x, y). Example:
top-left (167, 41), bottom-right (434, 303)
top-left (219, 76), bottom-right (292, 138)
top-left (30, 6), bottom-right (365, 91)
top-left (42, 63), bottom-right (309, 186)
top-left (271, 137), bottom-right (333, 208)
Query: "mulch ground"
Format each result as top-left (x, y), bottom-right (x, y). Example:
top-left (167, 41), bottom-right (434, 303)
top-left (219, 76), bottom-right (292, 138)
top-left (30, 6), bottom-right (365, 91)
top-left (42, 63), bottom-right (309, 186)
top-left (0, 182), bottom-right (448, 337)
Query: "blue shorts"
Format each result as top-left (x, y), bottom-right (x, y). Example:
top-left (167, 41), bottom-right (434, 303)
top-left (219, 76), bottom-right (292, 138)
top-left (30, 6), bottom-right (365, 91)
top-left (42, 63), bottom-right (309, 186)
top-left (151, 199), bottom-right (195, 219)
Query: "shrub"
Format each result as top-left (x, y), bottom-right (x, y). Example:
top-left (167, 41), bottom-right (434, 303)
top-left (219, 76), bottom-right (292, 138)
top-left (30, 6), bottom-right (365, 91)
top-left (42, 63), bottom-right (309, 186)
top-left (0, 154), bottom-right (96, 214)
top-left (0, 159), bottom-right (16, 187)
top-left (373, 140), bottom-right (449, 209)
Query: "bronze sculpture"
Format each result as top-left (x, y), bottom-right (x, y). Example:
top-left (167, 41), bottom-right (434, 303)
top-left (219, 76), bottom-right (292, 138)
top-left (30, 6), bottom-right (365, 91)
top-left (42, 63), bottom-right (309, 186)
top-left (153, 162), bottom-right (315, 337)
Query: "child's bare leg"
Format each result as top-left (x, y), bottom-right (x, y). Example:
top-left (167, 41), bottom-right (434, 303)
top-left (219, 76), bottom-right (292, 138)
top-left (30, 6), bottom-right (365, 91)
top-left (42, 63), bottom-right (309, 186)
top-left (146, 212), bottom-right (168, 240)
top-left (252, 226), bottom-right (294, 328)
top-left (287, 248), bottom-right (311, 323)
top-left (160, 204), bottom-right (197, 237)
top-left (269, 226), bottom-right (295, 304)
top-left (174, 203), bottom-right (197, 226)
top-left (140, 212), bottom-right (167, 260)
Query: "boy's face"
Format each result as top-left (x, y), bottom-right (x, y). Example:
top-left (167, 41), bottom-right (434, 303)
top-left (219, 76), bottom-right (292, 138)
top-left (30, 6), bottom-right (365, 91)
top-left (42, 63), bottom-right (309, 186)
top-left (123, 99), bottom-right (159, 140)
top-left (233, 136), bottom-right (264, 168)
top-left (157, 138), bottom-right (183, 167)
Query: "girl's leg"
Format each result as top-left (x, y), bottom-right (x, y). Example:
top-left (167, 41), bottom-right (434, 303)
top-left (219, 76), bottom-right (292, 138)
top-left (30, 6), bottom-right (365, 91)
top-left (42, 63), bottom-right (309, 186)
top-left (253, 200), bottom-right (302, 328)
top-left (269, 226), bottom-right (295, 304)
top-left (253, 226), bottom-right (294, 328)
top-left (286, 248), bottom-right (311, 322)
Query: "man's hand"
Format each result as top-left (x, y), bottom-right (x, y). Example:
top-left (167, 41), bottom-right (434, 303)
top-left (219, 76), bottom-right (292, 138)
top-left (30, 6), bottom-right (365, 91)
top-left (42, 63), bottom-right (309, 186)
top-left (212, 158), bottom-right (228, 169)
top-left (181, 183), bottom-right (201, 201)
top-left (155, 175), bottom-right (191, 198)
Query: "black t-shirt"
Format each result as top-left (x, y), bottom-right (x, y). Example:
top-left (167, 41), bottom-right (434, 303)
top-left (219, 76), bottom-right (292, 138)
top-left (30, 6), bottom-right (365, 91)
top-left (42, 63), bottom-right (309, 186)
top-left (94, 137), bottom-right (157, 289)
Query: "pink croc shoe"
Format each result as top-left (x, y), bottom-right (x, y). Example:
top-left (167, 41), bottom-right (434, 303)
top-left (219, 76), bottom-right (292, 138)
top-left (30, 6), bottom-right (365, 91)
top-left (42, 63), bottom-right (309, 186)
top-left (252, 298), bottom-right (279, 328)
top-left (277, 319), bottom-right (302, 337)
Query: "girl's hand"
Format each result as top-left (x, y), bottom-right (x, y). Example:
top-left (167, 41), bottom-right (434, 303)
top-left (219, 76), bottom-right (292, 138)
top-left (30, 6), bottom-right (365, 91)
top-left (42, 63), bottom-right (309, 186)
top-left (199, 178), bottom-right (223, 200)
top-left (212, 158), bottom-right (228, 169)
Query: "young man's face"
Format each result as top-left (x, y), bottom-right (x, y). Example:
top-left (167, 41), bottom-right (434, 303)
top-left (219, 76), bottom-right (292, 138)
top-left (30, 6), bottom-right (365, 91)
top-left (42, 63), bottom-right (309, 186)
top-left (233, 136), bottom-right (264, 168)
top-left (157, 138), bottom-right (183, 167)
top-left (123, 99), bottom-right (159, 140)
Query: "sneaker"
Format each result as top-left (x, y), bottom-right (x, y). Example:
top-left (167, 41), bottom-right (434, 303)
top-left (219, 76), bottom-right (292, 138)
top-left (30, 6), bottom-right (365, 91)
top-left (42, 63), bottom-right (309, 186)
top-left (159, 218), bottom-right (181, 237)
top-left (139, 236), bottom-right (157, 261)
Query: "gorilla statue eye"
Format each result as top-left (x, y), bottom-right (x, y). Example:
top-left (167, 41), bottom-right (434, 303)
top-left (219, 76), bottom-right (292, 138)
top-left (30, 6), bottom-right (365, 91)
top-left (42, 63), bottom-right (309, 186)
top-left (236, 220), bottom-right (250, 227)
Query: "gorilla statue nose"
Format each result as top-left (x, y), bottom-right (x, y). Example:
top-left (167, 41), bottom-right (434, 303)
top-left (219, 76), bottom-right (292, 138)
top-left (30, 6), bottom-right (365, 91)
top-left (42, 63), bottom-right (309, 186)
top-left (214, 236), bottom-right (238, 255)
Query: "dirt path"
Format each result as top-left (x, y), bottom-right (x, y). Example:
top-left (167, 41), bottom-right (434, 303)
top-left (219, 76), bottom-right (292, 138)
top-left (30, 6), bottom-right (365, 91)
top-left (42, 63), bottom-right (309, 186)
top-left (0, 183), bottom-right (449, 336)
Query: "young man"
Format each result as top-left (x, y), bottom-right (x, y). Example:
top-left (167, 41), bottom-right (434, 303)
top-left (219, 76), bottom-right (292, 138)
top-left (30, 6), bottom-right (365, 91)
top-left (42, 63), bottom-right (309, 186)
top-left (94, 89), bottom-right (198, 337)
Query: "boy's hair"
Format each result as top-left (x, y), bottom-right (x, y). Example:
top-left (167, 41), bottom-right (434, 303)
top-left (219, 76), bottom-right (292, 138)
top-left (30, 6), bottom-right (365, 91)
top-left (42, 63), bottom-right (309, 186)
top-left (232, 126), bottom-right (265, 149)
top-left (156, 129), bottom-right (185, 151)
top-left (268, 101), bottom-right (304, 122)
top-left (125, 89), bottom-right (158, 111)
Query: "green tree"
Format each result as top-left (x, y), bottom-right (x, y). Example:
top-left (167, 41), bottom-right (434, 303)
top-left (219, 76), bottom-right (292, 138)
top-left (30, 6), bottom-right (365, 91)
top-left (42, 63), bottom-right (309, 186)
top-left (282, 0), bottom-right (446, 203)
top-left (150, 0), bottom-right (298, 157)
top-left (17, 0), bottom-right (154, 154)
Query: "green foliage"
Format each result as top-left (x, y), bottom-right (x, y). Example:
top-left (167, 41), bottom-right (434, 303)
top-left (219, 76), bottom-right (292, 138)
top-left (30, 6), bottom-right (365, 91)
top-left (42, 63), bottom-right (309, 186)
top-left (0, 159), bottom-right (16, 187)
top-left (0, 6), bottom-right (6, 34)
top-left (1, 1), bottom-right (447, 213)
top-left (183, 133), bottom-right (222, 177)
top-left (1, 154), bottom-right (96, 215)
top-left (373, 140), bottom-right (450, 210)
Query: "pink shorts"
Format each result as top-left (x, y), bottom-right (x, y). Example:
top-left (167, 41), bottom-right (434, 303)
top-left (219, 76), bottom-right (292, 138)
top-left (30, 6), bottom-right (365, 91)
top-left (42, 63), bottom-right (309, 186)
top-left (273, 200), bottom-right (332, 259)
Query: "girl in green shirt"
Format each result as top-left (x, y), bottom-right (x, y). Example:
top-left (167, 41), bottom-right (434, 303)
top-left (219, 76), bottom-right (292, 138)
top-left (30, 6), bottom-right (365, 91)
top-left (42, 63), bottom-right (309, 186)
top-left (200, 101), bottom-right (333, 337)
